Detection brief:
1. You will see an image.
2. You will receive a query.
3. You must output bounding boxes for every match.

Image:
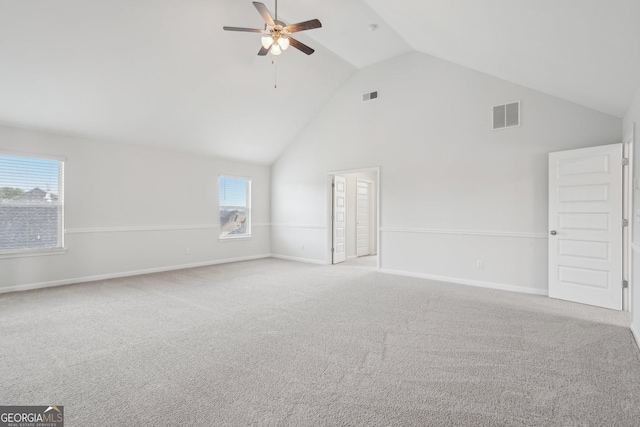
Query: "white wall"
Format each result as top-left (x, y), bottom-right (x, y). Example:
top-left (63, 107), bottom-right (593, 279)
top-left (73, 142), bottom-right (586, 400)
top-left (0, 125), bottom-right (271, 292)
top-left (624, 85), bottom-right (640, 348)
top-left (271, 51), bottom-right (622, 294)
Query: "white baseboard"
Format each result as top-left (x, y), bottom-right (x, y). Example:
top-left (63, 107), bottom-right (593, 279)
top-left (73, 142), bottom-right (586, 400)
top-left (270, 254), bottom-right (327, 265)
top-left (0, 254), bottom-right (272, 294)
top-left (632, 323), bottom-right (640, 351)
top-left (378, 268), bottom-right (548, 296)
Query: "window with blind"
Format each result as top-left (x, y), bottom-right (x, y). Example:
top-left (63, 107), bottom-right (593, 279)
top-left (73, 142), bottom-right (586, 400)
top-left (0, 153), bottom-right (64, 254)
top-left (219, 176), bottom-right (251, 238)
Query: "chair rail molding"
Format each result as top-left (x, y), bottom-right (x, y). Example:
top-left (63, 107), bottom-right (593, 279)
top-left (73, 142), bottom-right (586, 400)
top-left (379, 227), bottom-right (547, 239)
top-left (66, 223), bottom-right (271, 234)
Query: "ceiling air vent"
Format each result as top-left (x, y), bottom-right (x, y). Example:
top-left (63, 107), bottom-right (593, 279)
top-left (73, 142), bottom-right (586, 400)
top-left (493, 101), bottom-right (520, 130)
top-left (362, 91), bottom-right (378, 102)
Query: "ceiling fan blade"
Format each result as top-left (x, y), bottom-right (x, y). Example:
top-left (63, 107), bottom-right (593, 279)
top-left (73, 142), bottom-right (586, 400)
top-left (285, 19), bottom-right (322, 33)
top-left (253, 2), bottom-right (275, 26)
top-left (258, 46), bottom-right (269, 56)
top-left (288, 37), bottom-right (315, 55)
top-left (223, 26), bottom-right (264, 33)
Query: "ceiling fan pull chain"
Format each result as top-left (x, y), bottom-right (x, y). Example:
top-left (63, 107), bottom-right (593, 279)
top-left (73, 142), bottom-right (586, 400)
top-left (273, 57), bottom-right (277, 89)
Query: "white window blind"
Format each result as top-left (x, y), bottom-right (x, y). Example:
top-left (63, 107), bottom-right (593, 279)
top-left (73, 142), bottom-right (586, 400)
top-left (219, 176), bottom-right (251, 238)
top-left (0, 154), bottom-right (64, 253)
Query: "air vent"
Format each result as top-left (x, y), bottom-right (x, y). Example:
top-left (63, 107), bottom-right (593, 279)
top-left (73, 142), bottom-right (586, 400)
top-left (493, 101), bottom-right (520, 130)
top-left (362, 91), bottom-right (378, 102)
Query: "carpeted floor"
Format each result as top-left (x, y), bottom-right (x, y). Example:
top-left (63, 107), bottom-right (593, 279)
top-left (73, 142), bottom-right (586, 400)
top-left (1, 257), bottom-right (639, 426)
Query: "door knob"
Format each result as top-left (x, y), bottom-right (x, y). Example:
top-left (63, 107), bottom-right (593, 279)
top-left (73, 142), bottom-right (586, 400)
top-left (550, 230), bottom-right (557, 235)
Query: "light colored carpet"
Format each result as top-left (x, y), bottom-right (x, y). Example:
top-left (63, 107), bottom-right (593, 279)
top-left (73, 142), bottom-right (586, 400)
top-left (1, 257), bottom-right (639, 426)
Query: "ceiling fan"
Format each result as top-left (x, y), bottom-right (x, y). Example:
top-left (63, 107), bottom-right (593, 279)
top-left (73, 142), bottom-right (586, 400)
top-left (223, 1), bottom-right (322, 56)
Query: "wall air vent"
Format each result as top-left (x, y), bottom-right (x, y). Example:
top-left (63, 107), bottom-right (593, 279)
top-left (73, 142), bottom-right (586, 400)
top-left (362, 91), bottom-right (379, 102)
top-left (493, 101), bottom-right (520, 130)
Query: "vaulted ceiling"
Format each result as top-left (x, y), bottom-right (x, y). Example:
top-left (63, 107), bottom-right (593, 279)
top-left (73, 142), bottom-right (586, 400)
top-left (1, 0), bottom-right (639, 164)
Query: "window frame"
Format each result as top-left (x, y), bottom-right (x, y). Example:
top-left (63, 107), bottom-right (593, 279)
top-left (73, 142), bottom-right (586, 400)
top-left (0, 150), bottom-right (66, 258)
top-left (218, 174), bottom-right (251, 240)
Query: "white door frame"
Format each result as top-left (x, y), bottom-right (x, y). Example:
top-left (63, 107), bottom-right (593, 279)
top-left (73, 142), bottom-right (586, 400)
top-left (327, 167), bottom-right (381, 270)
top-left (624, 127), bottom-right (635, 312)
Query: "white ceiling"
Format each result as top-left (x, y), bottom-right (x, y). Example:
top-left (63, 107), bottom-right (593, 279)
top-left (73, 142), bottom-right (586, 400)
top-left (365, 0), bottom-right (640, 118)
top-left (1, 0), bottom-right (639, 164)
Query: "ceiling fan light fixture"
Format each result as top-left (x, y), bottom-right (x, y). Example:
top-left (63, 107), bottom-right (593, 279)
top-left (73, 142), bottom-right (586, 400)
top-left (277, 37), bottom-right (290, 51)
top-left (270, 43), bottom-right (282, 55)
top-left (261, 36), bottom-right (274, 49)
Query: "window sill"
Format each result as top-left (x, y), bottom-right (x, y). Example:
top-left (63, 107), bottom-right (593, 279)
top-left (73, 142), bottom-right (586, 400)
top-left (219, 235), bottom-right (252, 242)
top-left (0, 248), bottom-right (67, 260)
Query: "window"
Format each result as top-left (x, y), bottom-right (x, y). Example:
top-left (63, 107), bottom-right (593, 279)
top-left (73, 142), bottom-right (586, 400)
top-left (0, 153), bottom-right (64, 255)
top-left (219, 176), bottom-right (251, 239)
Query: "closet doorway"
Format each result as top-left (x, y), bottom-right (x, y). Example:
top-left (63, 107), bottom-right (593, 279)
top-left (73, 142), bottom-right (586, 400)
top-left (327, 168), bottom-right (379, 269)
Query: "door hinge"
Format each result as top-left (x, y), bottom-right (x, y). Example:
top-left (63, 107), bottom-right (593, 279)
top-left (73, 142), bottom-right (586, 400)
top-left (622, 280), bottom-right (629, 289)
top-left (331, 247), bottom-right (335, 253)
top-left (623, 219), bottom-right (629, 227)
top-left (332, 183), bottom-right (335, 188)
top-left (622, 157), bottom-right (629, 166)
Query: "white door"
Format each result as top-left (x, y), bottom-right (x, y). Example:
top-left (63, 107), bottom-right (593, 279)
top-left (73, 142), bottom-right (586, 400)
top-left (357, 180), bottom-right (370, 257)
top-left (332, 176), bottom-right (346, 264)
top-left (548, 143), bottom-right (623, 310)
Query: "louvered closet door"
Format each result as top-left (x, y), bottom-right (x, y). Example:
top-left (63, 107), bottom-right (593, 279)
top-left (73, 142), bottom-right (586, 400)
top-left (356, 180), bottom-right (370, 257)
top-left (332, 175), bottom-right (346, 264)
